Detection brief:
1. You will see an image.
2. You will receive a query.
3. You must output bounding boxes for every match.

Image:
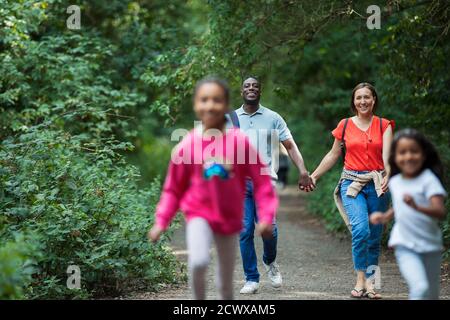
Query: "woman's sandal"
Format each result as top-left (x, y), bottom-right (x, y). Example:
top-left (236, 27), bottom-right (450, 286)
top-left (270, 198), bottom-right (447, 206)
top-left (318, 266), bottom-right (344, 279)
top-left (364, 290), bottom-right (382, 300)
top-left (350, 288), bottom-right (366, 299)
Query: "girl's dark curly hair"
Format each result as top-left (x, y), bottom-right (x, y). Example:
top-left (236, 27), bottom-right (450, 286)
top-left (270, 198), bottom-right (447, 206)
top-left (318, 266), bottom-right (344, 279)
top-left (389, 128), bottom-right (444, 183)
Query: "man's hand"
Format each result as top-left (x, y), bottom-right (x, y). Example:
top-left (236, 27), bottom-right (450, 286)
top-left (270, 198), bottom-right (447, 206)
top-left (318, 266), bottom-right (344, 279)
top-left (299, 171), bottom-right (315, 192)
top-left (148, 225), bottom-right (164, 243)
top-left (256, 222), bottom-right (273, 239)
top-left (403, 194), bottom-right (418, 210)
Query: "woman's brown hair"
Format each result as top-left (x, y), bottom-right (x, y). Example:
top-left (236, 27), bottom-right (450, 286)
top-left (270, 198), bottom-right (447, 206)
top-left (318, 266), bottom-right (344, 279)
top-left (350, 82), bottom-right (379, 114)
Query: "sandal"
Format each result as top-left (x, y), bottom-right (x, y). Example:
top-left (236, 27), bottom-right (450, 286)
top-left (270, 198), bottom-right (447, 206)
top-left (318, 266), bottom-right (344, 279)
top-left (350, 288), bottom-right (366, 299)
top-left (364, 290), bottom-right (382, 300)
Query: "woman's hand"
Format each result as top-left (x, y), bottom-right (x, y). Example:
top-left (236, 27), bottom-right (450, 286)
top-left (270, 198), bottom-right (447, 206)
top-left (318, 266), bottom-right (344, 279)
top-left (256, 222), bottom-right (273, 239)
top-left (148, 225), bottom-right (164, 243)
top-left (310, 175), bottom-right (317, 189)
top-left (369, 211), bottom-right (386, 225)
top-left (380, 175), bottom-right (389, 194)
top-left (303, 174), bottom-right (318, 193)
top-left (403, 194), bottom-right (418, 210)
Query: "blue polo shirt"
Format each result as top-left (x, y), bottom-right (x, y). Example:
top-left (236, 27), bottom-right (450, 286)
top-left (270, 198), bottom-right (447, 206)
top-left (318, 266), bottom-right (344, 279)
top-left (228, 104), bottom-right (293, 179)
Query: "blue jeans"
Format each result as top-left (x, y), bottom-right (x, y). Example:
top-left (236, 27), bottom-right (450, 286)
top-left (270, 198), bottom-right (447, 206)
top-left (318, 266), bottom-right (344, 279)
top-left (239, 180), bottom-right (278, 282)
top-left (340, 176), bottom-right (389, 278)
top-left (395, 246), bottom-right (441, 300)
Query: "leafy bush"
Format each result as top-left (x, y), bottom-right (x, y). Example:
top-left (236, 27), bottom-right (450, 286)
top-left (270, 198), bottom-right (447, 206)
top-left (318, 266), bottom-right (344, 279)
top-left (0, 125), bottom-right (183, 298)
top-left (0, 235), bottom-right (39, 299)
top-left (0, 0), bottom-right (186, 298)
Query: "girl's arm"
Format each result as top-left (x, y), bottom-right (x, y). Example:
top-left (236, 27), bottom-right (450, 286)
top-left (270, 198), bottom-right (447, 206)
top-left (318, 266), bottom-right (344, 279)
top-left (150, 157), bottom-right (191, 242)
top-left (382, 207), bottom-right (395, 223)
top-left (370, 207), bottom-right (395, 225)
top-left (310, 138), bottom-right (342, 184)
top-left (149, 159), bottom-right (190, 242)
top-left (403, 194), bottom-right (446, 220)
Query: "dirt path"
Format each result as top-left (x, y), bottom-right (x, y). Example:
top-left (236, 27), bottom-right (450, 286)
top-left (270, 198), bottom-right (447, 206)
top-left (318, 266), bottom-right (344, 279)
top-left (129, 186), bottom-right (450, 300)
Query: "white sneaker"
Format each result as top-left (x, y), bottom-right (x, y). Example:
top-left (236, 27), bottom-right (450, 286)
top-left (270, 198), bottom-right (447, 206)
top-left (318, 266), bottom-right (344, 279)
top-left (264, 261), bottom-right (282, 288)
top-left (239, 281), bottom-right (259, 294)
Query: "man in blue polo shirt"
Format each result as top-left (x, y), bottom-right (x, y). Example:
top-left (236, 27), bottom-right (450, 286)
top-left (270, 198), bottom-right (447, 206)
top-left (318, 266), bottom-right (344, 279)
top-left (234, 76), bottom-right (314, 294)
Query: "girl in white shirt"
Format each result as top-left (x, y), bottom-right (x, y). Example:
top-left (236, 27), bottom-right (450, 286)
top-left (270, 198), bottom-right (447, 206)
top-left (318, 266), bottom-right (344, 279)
top-left (370, 128), bottom-right (447, 300)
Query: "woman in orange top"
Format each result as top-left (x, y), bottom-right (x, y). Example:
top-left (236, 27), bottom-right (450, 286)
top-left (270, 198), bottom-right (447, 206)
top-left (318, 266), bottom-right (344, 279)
top-left (310, 83), bottom-right (394, 299)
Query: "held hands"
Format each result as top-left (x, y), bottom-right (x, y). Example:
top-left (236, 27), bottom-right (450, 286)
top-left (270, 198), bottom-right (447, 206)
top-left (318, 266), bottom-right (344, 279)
top-left (256, 222), bottom-right (274, 239)
top-left (298, 171), bottom-right (316, 192)
top-left (147, 225), bottom-right (164, 243)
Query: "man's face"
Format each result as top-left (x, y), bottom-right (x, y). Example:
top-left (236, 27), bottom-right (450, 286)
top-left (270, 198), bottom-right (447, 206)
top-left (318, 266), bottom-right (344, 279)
top-left (241, 78), bottom-right (261, 106)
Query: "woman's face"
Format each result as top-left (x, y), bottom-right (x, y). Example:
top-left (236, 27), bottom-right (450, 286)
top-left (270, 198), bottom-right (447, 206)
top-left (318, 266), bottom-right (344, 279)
top-left (353, 87), bottom-right (375, 117)
top-left (194, 83), bottom-right (228, 130)
top-left (395, 137), bottom-right (425, 178)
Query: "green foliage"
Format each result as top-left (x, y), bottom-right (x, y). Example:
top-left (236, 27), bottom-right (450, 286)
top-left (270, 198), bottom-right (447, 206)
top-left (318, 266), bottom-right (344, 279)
top-left (2, 0), bottom-right (450, 299)
top-left (0, 235), bottom-right (39, 299)
top-left (1, 126), bottom-right (182, 298)
top-left (0, 0), bottom-right (187, 298)
top-left (141, 0), bottom-right (349, 119)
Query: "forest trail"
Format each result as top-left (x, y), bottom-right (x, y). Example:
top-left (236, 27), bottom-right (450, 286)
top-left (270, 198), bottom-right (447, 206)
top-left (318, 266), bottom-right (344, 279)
top-left (129, 186), bottom-right (450, 300)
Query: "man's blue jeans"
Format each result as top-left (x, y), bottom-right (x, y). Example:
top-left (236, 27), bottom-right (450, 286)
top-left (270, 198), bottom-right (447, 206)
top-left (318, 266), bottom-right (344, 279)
top-left (340, 176), bottom-right (389, 278)
top-left (239, 180), bottom-right (278, 283)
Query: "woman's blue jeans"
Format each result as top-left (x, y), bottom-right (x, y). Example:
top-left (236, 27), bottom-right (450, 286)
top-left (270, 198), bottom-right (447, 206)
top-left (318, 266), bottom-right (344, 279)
top-left (340, 176), bottom-right (389, 278)
top-left (239, 180), bottom-right (278, 283)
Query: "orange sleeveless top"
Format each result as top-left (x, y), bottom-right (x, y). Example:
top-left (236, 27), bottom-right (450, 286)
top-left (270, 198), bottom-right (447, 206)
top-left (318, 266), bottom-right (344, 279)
top-left (331, 117), bottom-right (395, 171)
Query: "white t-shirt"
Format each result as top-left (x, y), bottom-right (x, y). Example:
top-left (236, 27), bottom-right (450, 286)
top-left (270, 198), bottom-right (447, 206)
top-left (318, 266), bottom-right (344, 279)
top-left (388, 169), bottom-right (447, 252)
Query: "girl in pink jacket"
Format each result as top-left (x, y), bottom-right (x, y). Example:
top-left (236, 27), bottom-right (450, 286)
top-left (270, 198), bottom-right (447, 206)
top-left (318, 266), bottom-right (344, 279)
top-left (148, 77), bottom-right (278, 300)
